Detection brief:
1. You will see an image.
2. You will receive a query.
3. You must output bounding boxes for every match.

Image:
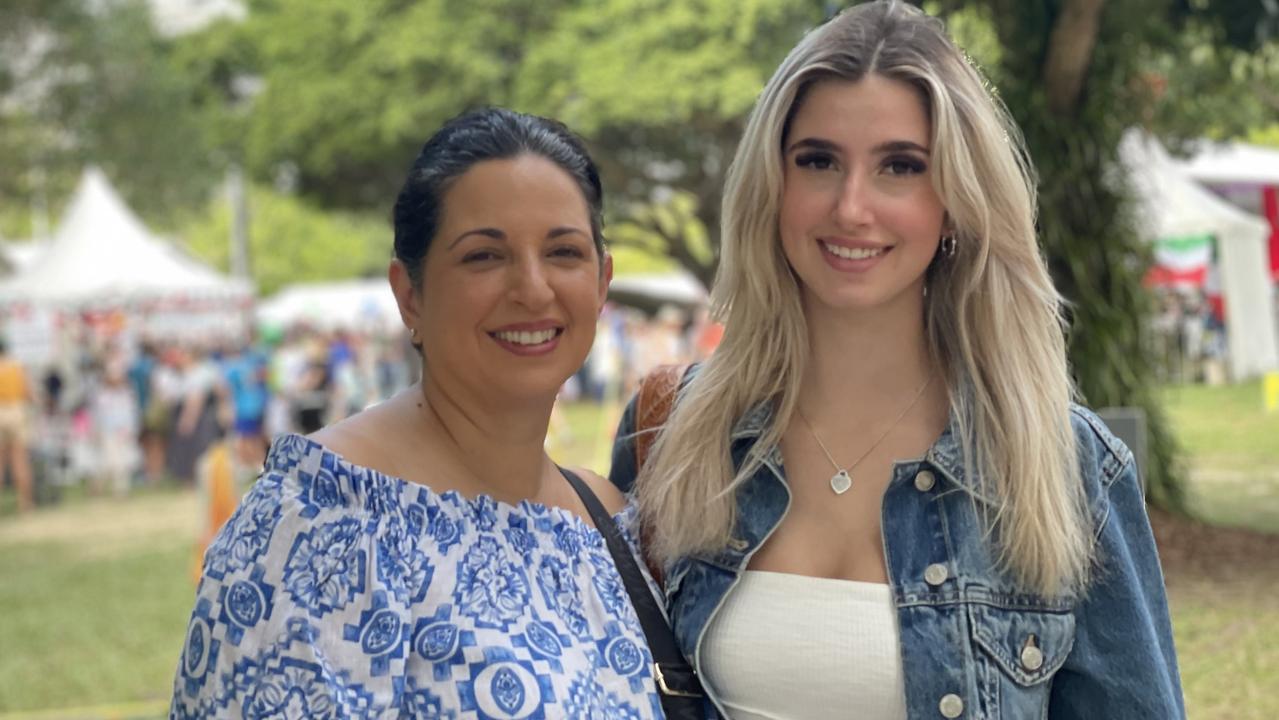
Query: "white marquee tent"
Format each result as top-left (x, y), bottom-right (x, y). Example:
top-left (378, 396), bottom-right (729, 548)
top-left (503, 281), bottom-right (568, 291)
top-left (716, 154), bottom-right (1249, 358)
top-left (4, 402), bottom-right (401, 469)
top-left (1120, 131), bottom-right (1278, 379)
top-left (0, 168), bottom-right (251, 307)
top-left (1173, 139), bottom-right (1279, 186)
top-left (257, 278), bottom-right (402, 333)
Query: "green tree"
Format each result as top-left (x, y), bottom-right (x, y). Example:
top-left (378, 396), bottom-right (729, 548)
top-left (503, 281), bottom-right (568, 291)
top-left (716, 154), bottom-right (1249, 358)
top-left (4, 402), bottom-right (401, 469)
top-left (230, 0), bottom-right (818, 286)
top-left (0, 0), bottom-right (221, 231)
top-left (182, 185), bottom-right (388, 297)
top-left (233, 0), bottom-right (577, 209)
top-left (925, 0), bottom-right (1278, 508)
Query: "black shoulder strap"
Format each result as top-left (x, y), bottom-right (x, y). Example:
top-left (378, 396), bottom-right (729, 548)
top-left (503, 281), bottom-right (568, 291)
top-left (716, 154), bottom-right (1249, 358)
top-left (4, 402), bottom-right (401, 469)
top-left (559, 468), bottom-right (706, 712)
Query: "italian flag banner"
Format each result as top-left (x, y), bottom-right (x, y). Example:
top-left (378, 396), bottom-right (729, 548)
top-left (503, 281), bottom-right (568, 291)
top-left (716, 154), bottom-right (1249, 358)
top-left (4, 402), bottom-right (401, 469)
top-left (1145, 233), bottom-right (1213, 287)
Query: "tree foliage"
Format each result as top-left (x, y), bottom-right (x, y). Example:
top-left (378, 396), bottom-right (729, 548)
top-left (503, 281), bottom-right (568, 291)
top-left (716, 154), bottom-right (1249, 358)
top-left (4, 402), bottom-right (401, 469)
top-left (924, 0), bottom-right (1278, 509)
top-left (0, 0), bottom-right (219, 231)
top-left (181, 185), bottom-right (388, 297)
top-left (217, 0), bottom-right (821, 287)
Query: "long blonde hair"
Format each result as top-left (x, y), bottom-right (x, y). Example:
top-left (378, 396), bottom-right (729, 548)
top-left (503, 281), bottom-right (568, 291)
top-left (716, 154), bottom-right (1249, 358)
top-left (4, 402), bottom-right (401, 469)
top-left (637, 0), bottom-right (1091, 596)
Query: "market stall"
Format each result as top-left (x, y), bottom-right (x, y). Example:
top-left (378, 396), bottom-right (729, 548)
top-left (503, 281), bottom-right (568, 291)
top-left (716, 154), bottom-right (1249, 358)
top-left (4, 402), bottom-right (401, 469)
top-left (1120, 131), bottom-right (1278, 379)
top-left (0, 168), bottom-right (253, 363)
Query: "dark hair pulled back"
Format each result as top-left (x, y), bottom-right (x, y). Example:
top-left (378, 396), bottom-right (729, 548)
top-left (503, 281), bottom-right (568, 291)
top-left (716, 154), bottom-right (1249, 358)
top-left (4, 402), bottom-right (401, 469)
top-left (392, 107), bottom-right (606, 289)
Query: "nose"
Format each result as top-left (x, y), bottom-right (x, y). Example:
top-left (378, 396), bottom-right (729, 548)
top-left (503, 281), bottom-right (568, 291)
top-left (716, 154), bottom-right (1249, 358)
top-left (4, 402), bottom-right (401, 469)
top-left (833, 172), bottom-right (873, 230)
top-left (508, 255), bottom-right (555, 309)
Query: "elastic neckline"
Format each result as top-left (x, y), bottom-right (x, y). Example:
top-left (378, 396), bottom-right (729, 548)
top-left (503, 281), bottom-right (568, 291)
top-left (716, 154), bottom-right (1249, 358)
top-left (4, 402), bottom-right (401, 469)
top-left (265, 432), bottom-right (636, 536)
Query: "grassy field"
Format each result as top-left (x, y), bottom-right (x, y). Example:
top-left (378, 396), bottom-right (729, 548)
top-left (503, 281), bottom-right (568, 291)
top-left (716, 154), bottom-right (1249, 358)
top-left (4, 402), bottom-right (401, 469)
top-left (0, 386), bottom-right (1275, 718)
top-left (0, 491), bottom-right (196, 718)
top-left (1162, 379), bottom-right (1279, 533)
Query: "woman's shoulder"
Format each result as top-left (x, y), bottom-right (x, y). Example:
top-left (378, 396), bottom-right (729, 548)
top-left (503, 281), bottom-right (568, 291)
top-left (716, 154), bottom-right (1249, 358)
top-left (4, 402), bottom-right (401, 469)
top-left (564, 465), bottom-right (629, 515)
top-left (1067, 403), bottom-right (1137, 490)
top-left (306, 398), bottom-right (405, 471)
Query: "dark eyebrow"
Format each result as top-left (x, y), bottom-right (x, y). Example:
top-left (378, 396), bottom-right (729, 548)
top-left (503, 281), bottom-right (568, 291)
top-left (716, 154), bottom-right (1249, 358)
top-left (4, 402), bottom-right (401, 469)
top-left (448, 227), bottom-right (505, 249)
top-left (547, 226), bottom-right (589, 240)
top-left (874, 140), bottom-right (930, 155)
top-left (784, 137), bottom-right (841, 155)
top-left (785, 137), bottom-right (931, 156)
top-left (449, 226), bottom-right (588, 249)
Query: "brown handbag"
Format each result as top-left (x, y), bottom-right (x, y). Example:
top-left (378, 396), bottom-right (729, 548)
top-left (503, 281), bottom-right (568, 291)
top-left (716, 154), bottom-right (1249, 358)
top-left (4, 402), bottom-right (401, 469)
top-left (634, 363), bottom-right (690, 471)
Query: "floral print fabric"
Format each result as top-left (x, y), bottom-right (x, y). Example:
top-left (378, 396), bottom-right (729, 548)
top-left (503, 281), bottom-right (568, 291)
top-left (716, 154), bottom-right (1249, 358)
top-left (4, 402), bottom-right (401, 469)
top-left (170, 433), bottom-right (661, 719)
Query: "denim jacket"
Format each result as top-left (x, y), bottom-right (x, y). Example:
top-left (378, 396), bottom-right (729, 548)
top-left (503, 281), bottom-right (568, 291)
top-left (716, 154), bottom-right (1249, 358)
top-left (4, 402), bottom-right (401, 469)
top-left (609, 387), bottom-right (1185, 719)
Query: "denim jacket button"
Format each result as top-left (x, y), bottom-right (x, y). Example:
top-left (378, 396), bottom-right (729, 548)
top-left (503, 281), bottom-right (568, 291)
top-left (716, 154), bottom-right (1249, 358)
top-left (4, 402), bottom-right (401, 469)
top-left (1021, 641), bottom-right (1045, 671)
top-left (728, 537), bottom-right (749, 551)
top-left (924, 563), bottom-right (949, 586)
top-left (913, 470), bottom-right (936, 492)
top-left (939, 693), bottom-right (964, 718)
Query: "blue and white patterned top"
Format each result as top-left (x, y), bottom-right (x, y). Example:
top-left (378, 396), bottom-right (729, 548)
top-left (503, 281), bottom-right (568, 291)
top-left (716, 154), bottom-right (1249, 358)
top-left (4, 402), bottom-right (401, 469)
top-left (170, 433), bottom-right (664, 719)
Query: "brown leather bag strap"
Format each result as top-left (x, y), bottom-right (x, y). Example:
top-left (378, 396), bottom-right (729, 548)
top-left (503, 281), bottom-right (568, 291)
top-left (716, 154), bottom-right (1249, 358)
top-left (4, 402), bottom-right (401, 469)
top-left (631, 363), bottom-right (690, 587)
top-left (634, 363), bottom-right (689, 471)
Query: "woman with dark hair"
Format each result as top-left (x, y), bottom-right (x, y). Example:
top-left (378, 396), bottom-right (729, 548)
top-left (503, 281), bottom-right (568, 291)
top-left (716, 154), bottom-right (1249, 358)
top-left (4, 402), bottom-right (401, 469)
top-left (171, 108), bottom-right (674, 718)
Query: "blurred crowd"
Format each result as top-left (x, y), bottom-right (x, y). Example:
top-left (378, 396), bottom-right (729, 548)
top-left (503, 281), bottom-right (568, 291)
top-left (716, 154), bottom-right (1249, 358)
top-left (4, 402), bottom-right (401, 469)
top-left (0, 301), bottom-right (721, 514)
top-left (1149, 288), bottom-right (1229, 384)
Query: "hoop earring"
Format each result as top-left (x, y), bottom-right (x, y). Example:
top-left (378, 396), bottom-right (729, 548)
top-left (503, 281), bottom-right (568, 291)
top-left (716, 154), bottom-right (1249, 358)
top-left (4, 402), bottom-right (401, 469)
top-left (940, 234), bottom-right (957, 259)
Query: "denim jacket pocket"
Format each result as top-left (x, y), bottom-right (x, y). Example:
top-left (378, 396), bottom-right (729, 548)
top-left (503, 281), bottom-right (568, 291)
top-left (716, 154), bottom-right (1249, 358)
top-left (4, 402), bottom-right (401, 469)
top-left (969, 603), bottom-right (1075, 685)
top-left (968, 603), bottom-right (1075, 719)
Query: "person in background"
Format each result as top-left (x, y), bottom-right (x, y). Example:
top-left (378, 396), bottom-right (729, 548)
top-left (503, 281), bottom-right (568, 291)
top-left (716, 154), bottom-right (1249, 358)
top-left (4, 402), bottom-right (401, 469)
top-left (91, 360), bottom-right (139, 497)
top-left (224, 340), bottom-right (270, 472)
top-left (166, 346), bottom-right (225, 484)
top-left (612, 2), bottom-right (1184, 718)
top-left (129, 341), bottom-right (168, 484)
top-left (0, 339), bottom-right (33, 512)
top-left (290, 336), bottom-right (331, 434)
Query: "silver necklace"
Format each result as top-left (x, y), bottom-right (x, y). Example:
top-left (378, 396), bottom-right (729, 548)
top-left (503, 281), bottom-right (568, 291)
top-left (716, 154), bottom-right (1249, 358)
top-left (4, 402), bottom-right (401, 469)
top-left (797, 374), bottom-right (933, 495)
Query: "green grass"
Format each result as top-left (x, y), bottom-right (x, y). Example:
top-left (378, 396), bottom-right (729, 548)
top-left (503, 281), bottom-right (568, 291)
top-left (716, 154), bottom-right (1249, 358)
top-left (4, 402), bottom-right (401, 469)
top-left (1170, 578), bottom-right (1279, 720)
top-left (0, 491), bottom-right (196, 715)
top-left (1161, 380), bottom-right (1279, 533)
top-left (548, 399), bottom-right (625, 472)
top-left (1161, 380), bottom-right (1279, 471)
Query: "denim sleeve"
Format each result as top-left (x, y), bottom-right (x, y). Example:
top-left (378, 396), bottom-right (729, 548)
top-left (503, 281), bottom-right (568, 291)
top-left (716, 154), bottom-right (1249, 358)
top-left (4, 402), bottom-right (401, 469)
top-left (608, 392), bottom-right (641, 495)
top-left (1048, 458), bottom-right (1186, 719)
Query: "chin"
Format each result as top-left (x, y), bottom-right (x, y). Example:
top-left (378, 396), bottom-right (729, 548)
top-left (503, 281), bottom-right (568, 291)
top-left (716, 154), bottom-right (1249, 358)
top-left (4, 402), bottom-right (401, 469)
top-left (493, 363), bottom-right (579, 400)
top-left (806, 282), bottom-right (923, 315)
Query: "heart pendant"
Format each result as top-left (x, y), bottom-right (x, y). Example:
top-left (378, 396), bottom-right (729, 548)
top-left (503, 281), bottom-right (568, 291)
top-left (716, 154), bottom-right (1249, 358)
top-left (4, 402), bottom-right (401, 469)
top-left (830, 470), bottom-right (852, 495)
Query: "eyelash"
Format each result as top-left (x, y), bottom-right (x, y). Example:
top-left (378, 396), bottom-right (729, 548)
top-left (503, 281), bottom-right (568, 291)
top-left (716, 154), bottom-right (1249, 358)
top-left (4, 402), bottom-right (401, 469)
top-left (462, 250), bottom-right (499, 263)
top-left (461, 246), bottom-right (586, 263)
top-left (794, 152), bottom-right (836, 171)
top-left (793, 152), bottom-right (928, 176)
top-left (551, 245), bottom-right (586, 259)
top-left (884, 156), bottom-right (927, 175)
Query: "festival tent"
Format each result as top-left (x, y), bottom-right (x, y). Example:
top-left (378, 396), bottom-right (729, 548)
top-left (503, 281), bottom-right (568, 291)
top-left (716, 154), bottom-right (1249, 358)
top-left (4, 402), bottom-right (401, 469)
top-left (607, 271), bottom-right (708, 315)
top-left (0, 240), bottom-right (48, 275)
top-left (0, 168), bottom-right (252, 354)
top-left (1120, 131), bottom-right (1278, 379)
top-left (0, 168), bottom-right (251, 306)
top-left (1174, 139), bottom-right (1279, 186)
top-left (1171, 139), bottom-right (1279, 283)
top-left (257, 278), bottom-right (402, 333)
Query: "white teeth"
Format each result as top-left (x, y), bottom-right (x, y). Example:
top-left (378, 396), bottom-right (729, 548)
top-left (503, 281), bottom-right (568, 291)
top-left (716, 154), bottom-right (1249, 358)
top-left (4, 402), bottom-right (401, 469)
top-left (495, 329), bottom-right (557, 345)
top-left (822, 241), bottom-right (885, 260)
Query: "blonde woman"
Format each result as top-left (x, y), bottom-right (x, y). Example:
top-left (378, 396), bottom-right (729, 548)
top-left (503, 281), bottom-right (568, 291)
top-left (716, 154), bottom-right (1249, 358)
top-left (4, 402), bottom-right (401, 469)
top-left (610, 2), bottom-right (1183, 718)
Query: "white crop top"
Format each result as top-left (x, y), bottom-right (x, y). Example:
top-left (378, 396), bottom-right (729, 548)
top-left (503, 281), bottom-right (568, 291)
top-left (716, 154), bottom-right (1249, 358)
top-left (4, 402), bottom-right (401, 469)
top-left (700, 570), bottom-right (908, 719)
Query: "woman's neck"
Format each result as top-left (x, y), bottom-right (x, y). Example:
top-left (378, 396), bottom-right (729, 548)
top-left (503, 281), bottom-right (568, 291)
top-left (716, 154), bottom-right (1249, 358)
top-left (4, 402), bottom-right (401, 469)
top-left (416, 372), bottom-right (557, 503)
top-left (798, 294), bottom-right (937, 425)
